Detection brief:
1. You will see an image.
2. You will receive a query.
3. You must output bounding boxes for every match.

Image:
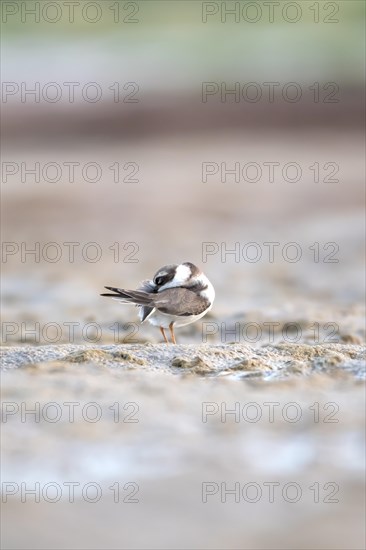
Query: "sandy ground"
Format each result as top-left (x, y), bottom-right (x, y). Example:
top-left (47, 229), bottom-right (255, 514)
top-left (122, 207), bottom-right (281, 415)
top-left (1, 342), bottom-right (365, 549)
top-left (1, 130), bottom-right (365, 549)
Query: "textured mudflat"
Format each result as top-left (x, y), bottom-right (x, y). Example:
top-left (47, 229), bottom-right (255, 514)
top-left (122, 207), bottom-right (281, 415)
top-left (1, 342), bottom-right (365, 379)
top-left (1, 342), bottom-right (365, 550)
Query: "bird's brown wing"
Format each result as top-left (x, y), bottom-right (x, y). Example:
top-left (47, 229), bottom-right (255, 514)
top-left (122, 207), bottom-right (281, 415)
top-left (152, 288), bottom-right (209, 316)
top-left (101, 286), bottom-right (209, 317)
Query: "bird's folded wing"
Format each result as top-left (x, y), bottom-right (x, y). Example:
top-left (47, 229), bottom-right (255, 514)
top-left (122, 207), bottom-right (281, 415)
top-left (153, 288), bottom-right (209, 316)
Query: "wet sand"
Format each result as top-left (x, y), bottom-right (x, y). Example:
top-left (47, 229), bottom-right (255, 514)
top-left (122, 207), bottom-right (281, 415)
top-left (1, 130), bottom-right (365, 549)
top-left (1, 342), bottom-right (365, 549)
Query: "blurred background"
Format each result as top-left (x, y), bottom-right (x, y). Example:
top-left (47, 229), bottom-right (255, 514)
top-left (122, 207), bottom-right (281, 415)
top-left (1, 1), bottom-right (365, 549)
top-left (1, 0), bottom-right (365, 345)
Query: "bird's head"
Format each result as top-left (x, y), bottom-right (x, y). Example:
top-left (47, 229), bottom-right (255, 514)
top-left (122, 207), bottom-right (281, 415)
top-left (153, 262), bottom-right (203, 290)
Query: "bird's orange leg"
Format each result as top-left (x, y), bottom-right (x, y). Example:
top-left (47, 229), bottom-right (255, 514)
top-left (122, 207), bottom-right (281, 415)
top-left (169, 322), bottom-right (176, 344)
top-left (160, 327), bottom-right (169, 344)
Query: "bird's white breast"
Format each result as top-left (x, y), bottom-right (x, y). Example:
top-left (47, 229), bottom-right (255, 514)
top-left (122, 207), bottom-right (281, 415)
top-left (147, 309), bottom-right (210, 329)
top-left (197, 274), bottom-right (215, 304)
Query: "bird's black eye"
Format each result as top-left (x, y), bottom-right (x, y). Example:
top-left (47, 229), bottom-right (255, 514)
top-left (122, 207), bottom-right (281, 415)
top-left (153, 268), bottom-right (175, 286)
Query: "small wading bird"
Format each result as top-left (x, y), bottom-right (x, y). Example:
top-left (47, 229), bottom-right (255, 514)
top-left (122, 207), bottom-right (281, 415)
top-left (101, 262), bottom-right (215, 344)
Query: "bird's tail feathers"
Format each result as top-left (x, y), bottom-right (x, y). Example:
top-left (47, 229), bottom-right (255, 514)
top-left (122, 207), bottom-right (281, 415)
top-left (101, 287), bottom-right (153, 306)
